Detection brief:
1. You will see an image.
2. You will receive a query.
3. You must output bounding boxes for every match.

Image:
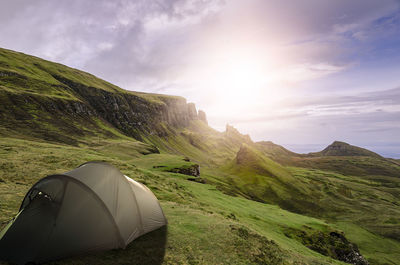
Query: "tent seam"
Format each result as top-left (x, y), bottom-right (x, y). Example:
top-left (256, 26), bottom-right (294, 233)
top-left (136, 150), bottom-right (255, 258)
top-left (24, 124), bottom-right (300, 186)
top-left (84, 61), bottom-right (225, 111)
top-left (48, 174), bottom-right (125, 248)
top-left (122, 176), bottom-right (145, 243)
top-left (78, 162), bottom-right (144, 247)
top-left (138, 182), bottom-right (168, 225)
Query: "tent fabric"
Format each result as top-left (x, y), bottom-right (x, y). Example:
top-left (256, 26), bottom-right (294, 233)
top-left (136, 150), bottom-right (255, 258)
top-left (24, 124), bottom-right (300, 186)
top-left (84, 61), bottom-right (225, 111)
top-left (0, 162), bottom-right (167, 265)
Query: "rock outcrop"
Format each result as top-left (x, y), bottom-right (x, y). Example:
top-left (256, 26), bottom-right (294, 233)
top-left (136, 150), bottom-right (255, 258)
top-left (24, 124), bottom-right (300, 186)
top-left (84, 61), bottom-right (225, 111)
top-left (198, 110), bottom-right (208, 124)
top-left (187, 103), bottom-right (198, 120)
top-left (225, 124), bottom-right (252, 144)
top-left (284, 226), bottom-right (369, 265)
top-left (167, 164), bottom-right (200, 177)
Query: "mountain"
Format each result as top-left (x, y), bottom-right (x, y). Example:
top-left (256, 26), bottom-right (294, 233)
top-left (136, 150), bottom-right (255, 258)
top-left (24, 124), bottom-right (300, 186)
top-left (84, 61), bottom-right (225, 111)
top-left (1, 47), bottom-right (400, 265)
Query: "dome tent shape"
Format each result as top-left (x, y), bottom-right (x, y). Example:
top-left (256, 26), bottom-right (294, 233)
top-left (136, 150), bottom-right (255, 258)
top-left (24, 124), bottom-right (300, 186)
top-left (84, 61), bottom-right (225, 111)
top-left (0, 162), bottom-right (167, 265)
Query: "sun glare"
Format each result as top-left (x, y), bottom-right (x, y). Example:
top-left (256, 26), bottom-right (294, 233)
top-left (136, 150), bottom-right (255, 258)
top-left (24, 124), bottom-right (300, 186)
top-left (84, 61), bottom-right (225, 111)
top-left (206, 51), bottom-right (274, 114)
top-left (187, 44), bottom-right (286, 118)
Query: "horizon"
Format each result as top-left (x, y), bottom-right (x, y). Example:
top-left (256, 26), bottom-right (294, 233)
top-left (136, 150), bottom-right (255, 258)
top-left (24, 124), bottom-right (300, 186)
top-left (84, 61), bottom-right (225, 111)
top-left (1, 0), bottom-right (399, 158)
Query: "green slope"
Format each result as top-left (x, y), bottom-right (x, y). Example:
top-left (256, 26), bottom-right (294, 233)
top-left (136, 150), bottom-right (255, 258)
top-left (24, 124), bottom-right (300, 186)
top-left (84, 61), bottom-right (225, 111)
top-left (148, 127), bottom-right (400, 263)
top-left (0, 47), bottom-right (160, 97)
top-left (0, 137), bottom-right (385, 265)
top-left (220, 144), bottom-right (316, 210)
top-left (256, 140), bottom-right (300, 159)
top-left (312, 141), bottom-right (382, 158)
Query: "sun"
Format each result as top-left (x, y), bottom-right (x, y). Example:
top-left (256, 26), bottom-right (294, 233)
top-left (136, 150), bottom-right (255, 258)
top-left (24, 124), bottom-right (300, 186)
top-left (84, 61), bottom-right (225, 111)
top-left (185, 45), bottom-right (283, 118)
top-left (207, 51), bottom-right (271, 112)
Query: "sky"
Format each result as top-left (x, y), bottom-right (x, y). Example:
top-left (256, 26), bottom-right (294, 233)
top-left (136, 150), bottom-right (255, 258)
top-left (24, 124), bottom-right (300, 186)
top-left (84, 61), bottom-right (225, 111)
top-left (1, 0), bottom-right (400, 157)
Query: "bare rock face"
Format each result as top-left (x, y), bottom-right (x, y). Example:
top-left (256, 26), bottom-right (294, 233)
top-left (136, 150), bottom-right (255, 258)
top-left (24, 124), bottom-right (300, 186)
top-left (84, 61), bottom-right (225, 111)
top-left (187, 103), bottom-right (198, 120)
top-left (198, 110), bottom-right (208, 125)
top-left (4, 74), bottom-right (208, 141)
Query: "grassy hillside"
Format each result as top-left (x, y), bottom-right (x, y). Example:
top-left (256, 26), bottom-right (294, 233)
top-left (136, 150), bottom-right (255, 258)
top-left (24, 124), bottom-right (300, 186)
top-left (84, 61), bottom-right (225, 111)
top-left (256, 141), bottom-right (300, 158)
top-left (141, 123), bottom-right (400, 264)
top-left (0, 47), bottom-right (165, 98)
top-left (1, 47), bottom-right (400, 264)
top-left (256, 140), bottom-right (400, 178)
top-left (219, 144), bottom-right (317, 211)
top-left (168, 127), bottom-right (400, 224)
top-left (2, 137), bottom-right (395, 265)
top-left (312, 141), bottom-right (382, 158)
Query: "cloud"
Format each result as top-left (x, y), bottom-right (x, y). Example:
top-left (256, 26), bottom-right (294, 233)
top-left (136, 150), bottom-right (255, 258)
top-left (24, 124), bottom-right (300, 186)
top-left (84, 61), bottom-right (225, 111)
top-left (1, 0), bottom-right (398, 90)
top-left (211, 86), bottom-right (400, 126)
top-left (227, 87), bottom-right (400, 157)
top-left (0, 0), bottom-right (224, 82)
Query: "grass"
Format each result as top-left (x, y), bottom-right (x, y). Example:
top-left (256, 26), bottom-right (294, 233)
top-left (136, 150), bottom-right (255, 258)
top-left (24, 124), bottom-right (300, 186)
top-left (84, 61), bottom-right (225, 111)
top-left (139, 123), bottom-right (400, 264)
top-left (0, 137), bottom-right (361, 265)
top-left (287, 167), bottom-right (400, 230)
top-left (147, 132), bottom-right (400, 264)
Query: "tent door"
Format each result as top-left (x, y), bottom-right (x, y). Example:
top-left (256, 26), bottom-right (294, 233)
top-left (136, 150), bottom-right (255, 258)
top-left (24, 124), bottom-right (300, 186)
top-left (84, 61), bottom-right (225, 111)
top-left (0, 193), bottom-right (58, 264)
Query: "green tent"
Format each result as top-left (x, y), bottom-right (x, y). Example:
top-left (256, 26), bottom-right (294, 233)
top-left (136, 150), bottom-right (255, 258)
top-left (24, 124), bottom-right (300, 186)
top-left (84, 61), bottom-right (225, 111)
top-left (0, 162), bottom-right (167, 264)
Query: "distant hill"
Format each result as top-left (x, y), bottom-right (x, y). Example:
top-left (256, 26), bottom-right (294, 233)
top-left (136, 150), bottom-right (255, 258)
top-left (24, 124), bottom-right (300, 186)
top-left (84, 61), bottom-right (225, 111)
top-left (310, 141), bottom-right (382, 158)
top-left (254, 140), bottom-right (400, 178)
top-left (388, 158), bottom-right (400, 166)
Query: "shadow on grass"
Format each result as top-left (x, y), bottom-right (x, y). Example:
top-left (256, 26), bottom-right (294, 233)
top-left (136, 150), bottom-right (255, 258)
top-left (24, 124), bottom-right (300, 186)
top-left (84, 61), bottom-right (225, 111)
top-left (119, 225), bottom-right (168, 265)
top-left (53, 225), bottom-right (169, 265)
top-left (0, 226), bottom-right (168, 265)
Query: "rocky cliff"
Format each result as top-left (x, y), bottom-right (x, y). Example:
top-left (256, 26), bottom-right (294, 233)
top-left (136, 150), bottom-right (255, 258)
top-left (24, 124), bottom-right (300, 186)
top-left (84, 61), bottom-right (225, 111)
top-left (0, 48), bottom-right (207, 143)
top-left (51, 74), bottom-right (208, 138)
